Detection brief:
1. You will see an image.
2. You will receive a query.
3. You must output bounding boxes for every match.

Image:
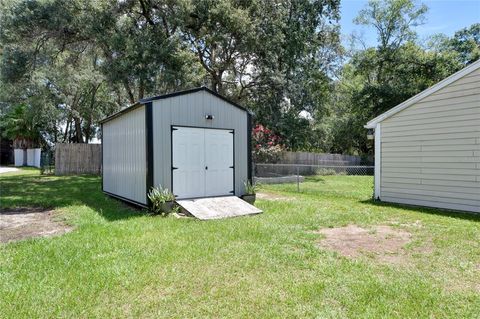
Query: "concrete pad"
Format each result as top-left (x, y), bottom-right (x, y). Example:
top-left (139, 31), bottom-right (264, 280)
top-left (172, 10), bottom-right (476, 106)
top-left (0, 167), bottom-right (19, 174)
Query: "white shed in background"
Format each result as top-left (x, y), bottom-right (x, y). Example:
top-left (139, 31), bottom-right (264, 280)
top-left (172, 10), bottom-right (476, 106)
top-left (365, 59), bottom-right (480, 213)
top-left (100, 87), bottom-right (253, 207)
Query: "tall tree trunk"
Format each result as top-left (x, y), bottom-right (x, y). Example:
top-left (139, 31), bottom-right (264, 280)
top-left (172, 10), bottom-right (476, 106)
top-left (211, 77), bottom-right (218, 92)
top-left (84, 83), bottom-right (101, 143)
top-left (84, 118), bottom-right (91, 143)
top-left (54, 120), bottom-right (58, 143)
top-left (63, 117), bottom-right (71, 142)
top-left (215, 70), bottom-right (224, 95)
top-left (138, 79), bottom-right (145, 100)
top-left (74, 117), bottom-right (83, 143)
top-left (124, 80), bottom-right (135, 104)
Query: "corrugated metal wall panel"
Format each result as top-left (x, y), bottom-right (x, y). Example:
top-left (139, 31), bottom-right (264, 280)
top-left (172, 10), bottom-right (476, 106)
top-left (152, 90), bottom-right (248, 196)
top-left (103, 106), bottom-right (147, 204)
top-left (379, 66), bottom-right (480, 213)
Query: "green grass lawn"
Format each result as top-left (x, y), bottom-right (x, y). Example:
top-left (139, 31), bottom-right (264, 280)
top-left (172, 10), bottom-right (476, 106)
top-left (1, 169), bottom-right (479, 318)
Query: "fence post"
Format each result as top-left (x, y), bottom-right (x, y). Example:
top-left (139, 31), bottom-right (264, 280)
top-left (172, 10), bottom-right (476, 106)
top-left (296, 165), bottom-right (300, 192)
top-left (252, 162), bottom-right (255, 183)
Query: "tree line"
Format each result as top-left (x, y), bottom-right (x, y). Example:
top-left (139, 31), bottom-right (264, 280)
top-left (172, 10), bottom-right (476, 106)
top-left (0, 0), bottom-right (478, 155)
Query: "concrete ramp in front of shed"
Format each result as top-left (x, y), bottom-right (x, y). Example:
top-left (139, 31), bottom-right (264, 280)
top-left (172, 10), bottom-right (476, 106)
top-left (176, 196), bottom-right (262, 220)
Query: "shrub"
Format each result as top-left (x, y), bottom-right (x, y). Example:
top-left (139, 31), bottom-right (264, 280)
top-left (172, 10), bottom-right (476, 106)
top-left (147, 186), bottom-right (175, 216)
top-left (244, 180), bottom-right (257, 195)
top-left (252, 124), bottom-right (284, 163)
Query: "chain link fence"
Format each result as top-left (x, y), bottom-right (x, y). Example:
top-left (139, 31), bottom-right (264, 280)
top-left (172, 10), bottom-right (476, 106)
top-left (255, 163), bottom-right (374, 177)
top-left (253, 163), bottom-right (374, 191)
top-left (40, 150), bottom-right (55, 175)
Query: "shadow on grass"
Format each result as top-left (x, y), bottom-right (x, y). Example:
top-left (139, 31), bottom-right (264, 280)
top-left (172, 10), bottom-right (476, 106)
top-left (0, 173), bottom-right (145, 221)
top-left (360, 198), bottom-right (480, 222)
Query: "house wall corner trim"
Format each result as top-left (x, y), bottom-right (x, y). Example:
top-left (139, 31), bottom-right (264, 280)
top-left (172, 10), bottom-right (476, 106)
top-left (247, 113), bottom-right (253, 183)
top-left (145, 102), bottom-right (154, 206)
top-left (374, 123), bottom-right (381, 199)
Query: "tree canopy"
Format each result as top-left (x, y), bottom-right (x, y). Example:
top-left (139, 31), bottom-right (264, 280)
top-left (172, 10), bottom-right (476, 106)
top-left (315, 0), bottom-right (478, 154)
top-left (0, 0), bottom-right (478, 155)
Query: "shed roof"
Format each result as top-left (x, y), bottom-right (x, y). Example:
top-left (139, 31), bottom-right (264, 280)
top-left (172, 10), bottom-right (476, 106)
top-left (100, 86), bottom-right (250, 124)
top-left (364, 59), bottom-right (480, 129)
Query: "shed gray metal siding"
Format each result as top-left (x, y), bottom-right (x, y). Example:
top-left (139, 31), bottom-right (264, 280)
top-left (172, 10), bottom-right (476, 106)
top-left (151, 90), bottom-right (249, 196)
top-left (102, 106), bottom-right (147, 205)
top-left (380, 67), bottom-right (480, 213)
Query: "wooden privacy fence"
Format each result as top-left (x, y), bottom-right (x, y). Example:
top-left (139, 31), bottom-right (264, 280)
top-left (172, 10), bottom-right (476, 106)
top-left (55, 143), bottom-right (101, 175)
top-left (277, 151), bottom-right (365, 166)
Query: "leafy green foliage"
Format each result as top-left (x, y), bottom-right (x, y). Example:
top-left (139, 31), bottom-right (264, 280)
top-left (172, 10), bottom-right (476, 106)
top-left (243, 180), bottom-right (257, 195)
top-left (0, 0), bottom-right (342, 150)
top-left (317, 0), bottom-right (478, 155)
top-left (0, 0), bottom-right (204, 144)
top-left (0, 0), bottom-right (477, 154)
top-left (438, 23), bottom-right (480, 65)
top-left (147, 185), bottom-right (175, 215)
top-left (354, 0), bottom-right (427, 49)
top-left (0, 103), bottom-right (43, 148)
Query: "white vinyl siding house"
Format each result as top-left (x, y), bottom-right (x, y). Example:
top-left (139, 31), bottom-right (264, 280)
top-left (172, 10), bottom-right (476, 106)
top-left (366, 60), bottom-right (480, 213)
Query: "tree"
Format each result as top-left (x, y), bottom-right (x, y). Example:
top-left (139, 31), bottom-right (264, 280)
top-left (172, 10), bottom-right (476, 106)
top-left (43, 53), bottom-right (118, 143)
top-left (181, 0), bottom-right (258, 95)
top-left (440, 23), bottom-right (480, 66)
top-left (0, 0), bottom-right (342, 151)
top-left (354, 0), bottom-right (427, 50)
top-left (335, 0), bottom-right (429, 153)
top-left (353, 0), bottom-right (427, 85)
top-left (0, 0), bottom-right (199, 143)
top-left (0, 104), bottom-right (43, 148)
top-left (318, 0), bottom-right (471, 155)
top-left (96, 0), bottom-right (203, 103)
top-left (236, 0), bottom-right (341, 150)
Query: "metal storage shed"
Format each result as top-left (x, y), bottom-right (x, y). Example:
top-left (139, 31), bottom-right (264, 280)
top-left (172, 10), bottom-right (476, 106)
top-left (100, 87), bottom-right (252, 207)
top-left (365, 59), bottom-right (480, 213)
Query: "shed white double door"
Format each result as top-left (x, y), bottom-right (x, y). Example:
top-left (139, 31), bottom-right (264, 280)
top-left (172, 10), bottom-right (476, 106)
top-left (172, 126), bottom-right (234, 199)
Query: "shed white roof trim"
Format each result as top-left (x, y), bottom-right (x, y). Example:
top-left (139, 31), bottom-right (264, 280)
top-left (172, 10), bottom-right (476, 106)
top-left (365, 59), bottom-right (480, 129)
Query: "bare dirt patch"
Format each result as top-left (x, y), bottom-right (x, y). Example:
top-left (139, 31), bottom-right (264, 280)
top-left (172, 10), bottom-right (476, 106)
top-left (317, 225), bottom-right (413, 264)
top-left (0, 207), bottom-right (73, 243)
top-left (256, 192), bottom-right (293, 201)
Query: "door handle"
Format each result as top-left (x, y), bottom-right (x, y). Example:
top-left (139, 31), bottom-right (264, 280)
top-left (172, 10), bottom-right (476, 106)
top-left (205, 166), bottom-right (208, 170)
